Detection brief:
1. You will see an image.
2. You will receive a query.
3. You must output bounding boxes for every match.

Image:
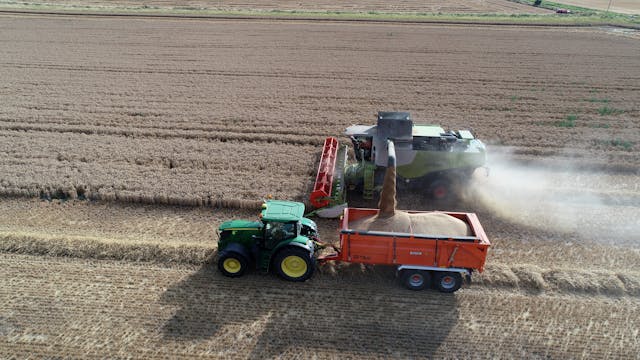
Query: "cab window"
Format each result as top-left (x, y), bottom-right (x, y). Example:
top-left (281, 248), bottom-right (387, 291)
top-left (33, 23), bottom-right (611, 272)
top-left (265, 221), bottom-right (297, 248)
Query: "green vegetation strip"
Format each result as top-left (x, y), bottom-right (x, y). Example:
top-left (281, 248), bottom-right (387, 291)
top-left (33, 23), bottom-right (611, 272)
top-left (0, 1), bottom-right (638, 27)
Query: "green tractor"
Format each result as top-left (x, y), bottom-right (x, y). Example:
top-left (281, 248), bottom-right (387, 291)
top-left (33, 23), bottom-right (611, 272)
top-left (217, 200), bottom-right (319, 282)
top-left (310, 111), bottom-right (487, 216)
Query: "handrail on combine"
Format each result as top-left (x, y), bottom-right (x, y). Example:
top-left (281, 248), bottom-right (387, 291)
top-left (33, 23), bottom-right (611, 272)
top-left (310, 137), bottom-right (339, 209)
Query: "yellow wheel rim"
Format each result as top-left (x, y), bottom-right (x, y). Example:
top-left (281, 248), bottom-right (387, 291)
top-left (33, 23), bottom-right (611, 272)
top-left (223, 258), bottom-right (242, 273)
top-left (281, 255), bottom-right (307, 278)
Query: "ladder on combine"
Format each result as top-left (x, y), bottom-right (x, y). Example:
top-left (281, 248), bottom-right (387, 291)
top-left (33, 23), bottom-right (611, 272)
top-left (362, 163), bottom-right (376, 200)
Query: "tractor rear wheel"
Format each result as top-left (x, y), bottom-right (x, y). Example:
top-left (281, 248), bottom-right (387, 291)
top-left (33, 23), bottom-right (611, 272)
top-left (218, 252), bottom-right (249, 278)
top-left (274, 247), bottom-right (314, 282)
top-left (401, 269), bottom-right (431, 291)
top-left (434, 272), bottom-right (463, 293)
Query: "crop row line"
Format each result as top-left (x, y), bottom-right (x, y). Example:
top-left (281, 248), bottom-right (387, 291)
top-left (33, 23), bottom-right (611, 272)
top-left (0, 123), bottom-right (321, 146)
top-left (0, 117), bottom-right (323, 138)
top-left (5, 62), bottom-right (637, 89)
top-left (0, 231), bottom-right (638, 297)
top-left (0, 186), bottom-right (265, 209)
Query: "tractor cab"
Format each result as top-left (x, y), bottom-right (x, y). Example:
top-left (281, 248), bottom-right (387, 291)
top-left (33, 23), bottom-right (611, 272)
top-left (217, 200), bottom-right (317, 282)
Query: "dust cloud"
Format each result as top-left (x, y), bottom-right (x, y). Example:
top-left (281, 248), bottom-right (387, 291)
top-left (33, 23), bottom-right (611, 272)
top-left (467, 153), bottom-right (640, 244)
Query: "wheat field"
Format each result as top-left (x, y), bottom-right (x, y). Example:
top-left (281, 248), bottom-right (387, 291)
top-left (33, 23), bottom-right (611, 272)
top-left (0, 9), bottom-right (639, 359)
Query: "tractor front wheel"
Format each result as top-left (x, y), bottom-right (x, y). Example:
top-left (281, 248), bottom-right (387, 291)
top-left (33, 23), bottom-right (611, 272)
top-left (274, 247), bottom-right (314, 282)
top-left (218, 252), bottom-right (248, 278)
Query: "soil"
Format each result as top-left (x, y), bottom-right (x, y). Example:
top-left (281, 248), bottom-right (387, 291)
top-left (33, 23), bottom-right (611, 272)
top-left (5, 0), bottom-right (553, 14)
top-left (0, 11), bottom-right (639, 359)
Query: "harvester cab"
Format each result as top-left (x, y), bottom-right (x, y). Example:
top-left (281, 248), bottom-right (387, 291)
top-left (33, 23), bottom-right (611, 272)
top-left (310, 111), bottom-right (486, 217)
top-left (217, 200), bottom-right (317, 282)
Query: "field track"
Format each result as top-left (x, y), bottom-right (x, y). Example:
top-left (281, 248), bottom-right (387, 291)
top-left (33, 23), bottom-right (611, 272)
top-left (0, 11), bottom-right (639, 359)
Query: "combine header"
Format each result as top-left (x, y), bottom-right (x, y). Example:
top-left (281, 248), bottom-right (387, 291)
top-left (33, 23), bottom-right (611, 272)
top-left (309, 137), bottom-right (346, 209)
top-left (310, 111), bottom-right (486, 216)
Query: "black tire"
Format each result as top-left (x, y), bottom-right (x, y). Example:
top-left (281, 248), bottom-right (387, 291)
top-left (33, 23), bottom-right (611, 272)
top-left (401, 270), bottom-right (431, 291)
top-left (218, 252), bottom-right (249, 278)
top-left (274, 247), bottom-right (314, 282)
top-left (434, 272), bottom-right (463, 293)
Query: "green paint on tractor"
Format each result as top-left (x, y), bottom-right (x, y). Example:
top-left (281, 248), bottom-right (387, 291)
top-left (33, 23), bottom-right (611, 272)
top-left (216, 200), bottom-right (317, 282)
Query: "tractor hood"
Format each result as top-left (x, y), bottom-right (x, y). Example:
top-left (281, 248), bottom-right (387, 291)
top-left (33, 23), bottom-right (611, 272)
top-left (260, 200), bottom-right (305, 222)
top-left (218, 220), bottom-right (262, 231)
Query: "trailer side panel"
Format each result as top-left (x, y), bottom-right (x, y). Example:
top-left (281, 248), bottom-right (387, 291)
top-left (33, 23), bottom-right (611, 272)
top-left (339, 208), bottom-right (490, 272)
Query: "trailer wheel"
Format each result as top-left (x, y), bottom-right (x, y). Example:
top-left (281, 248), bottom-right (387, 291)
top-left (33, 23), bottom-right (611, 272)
top-left (218, 252), bottom-right (248, 278)
top-left (401, 270), bottom-right (431, 291)
top-left (434, 272), bottom-right (463, 293)
top-left (274, 247), bottom-right (314, 282)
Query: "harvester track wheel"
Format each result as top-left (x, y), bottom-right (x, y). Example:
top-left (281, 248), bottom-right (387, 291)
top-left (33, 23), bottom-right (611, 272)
top-left (401, 270), bottom-right (430, 291)
top-left (218, 252), bottom-right (248, 278)
top-left (274, 247), bottom-right (314, 282)
top-left (434, 272), bottom-right (463, 293)
top-left (428, 180), bottom-right (450, 201)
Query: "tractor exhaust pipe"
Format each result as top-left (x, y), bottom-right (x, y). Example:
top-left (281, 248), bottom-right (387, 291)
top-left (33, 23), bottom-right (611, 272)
top-left (378, 139), bottom-right (397, 217)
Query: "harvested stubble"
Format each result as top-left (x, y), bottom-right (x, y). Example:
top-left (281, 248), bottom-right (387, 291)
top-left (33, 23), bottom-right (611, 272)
top-left (2, 253), bottom-right (639, 359)
top-left (476, 263), bottom-right (640, 296)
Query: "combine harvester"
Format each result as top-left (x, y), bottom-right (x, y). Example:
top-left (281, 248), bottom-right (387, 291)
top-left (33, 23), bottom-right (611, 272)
top-left (310, 111), bottom-right (486, 217)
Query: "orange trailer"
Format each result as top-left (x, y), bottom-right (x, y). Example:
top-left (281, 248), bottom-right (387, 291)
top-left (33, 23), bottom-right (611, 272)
top-left (319, 207), bottom-right (491, 292)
